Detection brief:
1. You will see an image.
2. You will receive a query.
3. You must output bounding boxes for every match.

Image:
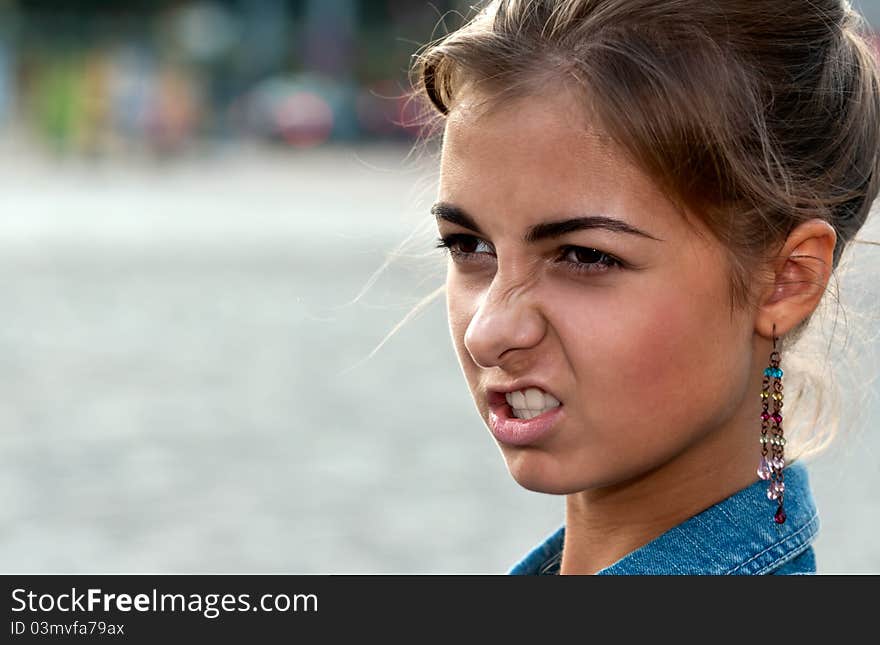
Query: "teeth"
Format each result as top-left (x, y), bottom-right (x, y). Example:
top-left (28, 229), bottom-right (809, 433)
top-left (524, 387), bottom-right (544, 409)
top-left (509, 390), bottom-right (527, 409)
top-left (504, 386), bottom-right (561, 420)
top-left (513, 408), bottom-right (551, 420)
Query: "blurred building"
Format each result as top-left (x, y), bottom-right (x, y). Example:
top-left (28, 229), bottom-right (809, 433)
top-left (0, 0), bottom-right (465, 155)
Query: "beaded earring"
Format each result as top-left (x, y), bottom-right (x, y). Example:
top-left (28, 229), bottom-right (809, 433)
top-left (757, 323), bottom-right (786, 524)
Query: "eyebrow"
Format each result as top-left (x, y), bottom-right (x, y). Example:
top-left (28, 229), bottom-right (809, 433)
top-left (431, 202), bottom-right (663, 243)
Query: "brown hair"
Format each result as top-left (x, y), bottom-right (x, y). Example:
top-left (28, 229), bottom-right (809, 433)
top-left (401, 0), bottom-right (880, 458)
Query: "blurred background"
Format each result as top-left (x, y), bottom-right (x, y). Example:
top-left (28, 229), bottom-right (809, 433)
top-left (0, 0), bottom-right (878, 574)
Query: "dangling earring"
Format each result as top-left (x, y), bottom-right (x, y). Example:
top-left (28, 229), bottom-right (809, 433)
top-left (757, 323), bottom-right (786, 524)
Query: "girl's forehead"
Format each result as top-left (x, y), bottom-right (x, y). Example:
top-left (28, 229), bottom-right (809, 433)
top-left (445, 88), bottom-right (614, 148)
top-left (438, 103), bottom-right (714, 247)
top-left (440, 100), bottom-right (666, 211)
top-left (441, 92), bottom-right (642, 190)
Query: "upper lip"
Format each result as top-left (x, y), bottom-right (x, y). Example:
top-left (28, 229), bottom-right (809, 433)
top-left (486, 380), bottom-right (562, 407)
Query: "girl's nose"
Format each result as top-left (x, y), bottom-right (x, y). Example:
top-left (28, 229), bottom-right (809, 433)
top-left (463, 276), bottom-right (547, 369)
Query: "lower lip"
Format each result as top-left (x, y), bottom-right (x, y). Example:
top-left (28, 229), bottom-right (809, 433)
top-left (489, 402), bottom-right (564, 446)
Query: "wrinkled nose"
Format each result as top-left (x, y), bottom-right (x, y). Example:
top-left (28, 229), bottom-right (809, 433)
top-left (463, 277), bottom-right (547, 369)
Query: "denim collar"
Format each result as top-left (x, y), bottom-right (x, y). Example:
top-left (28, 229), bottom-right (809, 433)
top-left (508, 461), bottom-right (819, 575)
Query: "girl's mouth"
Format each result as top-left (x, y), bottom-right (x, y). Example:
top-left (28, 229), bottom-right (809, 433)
top-left (487, 391), bottom-right (564, 446)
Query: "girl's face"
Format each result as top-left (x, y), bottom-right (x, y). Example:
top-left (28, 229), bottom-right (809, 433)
top-left (437, 90), bottom-right (759, 495)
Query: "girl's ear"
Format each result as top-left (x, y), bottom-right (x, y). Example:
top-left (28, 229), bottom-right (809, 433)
top-left (755, 219), bottom-right (837, 340)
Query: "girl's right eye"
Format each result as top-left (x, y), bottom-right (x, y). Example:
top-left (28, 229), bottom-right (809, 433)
top-left (435, 234), bottom-right (495, 259)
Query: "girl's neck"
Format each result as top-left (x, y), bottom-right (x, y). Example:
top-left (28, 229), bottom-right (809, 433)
top-left (559, 414), bottom-right (758, 575)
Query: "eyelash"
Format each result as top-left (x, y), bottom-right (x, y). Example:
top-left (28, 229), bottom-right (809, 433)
top-left (435, 233), bottom-right (624, 275)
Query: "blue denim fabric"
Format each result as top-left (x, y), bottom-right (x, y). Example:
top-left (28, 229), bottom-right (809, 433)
top-left (509, 461), bottom-right (819, 575)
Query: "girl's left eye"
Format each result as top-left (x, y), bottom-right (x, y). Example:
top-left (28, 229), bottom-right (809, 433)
top-left (436, 234), bottom-right (623, 276)
top-left (557, 245), bottom-right (624, 274)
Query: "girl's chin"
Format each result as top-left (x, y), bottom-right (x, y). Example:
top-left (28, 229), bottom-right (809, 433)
top-left (502, 451), bottom-right (593, 495)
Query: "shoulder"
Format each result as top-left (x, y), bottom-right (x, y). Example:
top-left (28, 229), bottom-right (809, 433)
top-left (769, 545), bottom-right (817, 575)
top-left (508, 525), bottom-right (565, 575)
top-left (509, 462), bottom-right (819, 576)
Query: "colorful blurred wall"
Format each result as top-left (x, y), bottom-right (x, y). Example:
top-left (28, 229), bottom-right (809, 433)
top-left (0, 0), bottom-right (464, 156)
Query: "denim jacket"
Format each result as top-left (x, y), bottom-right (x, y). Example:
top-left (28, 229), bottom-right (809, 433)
top-left (509, 461), bottom-right (819, 575)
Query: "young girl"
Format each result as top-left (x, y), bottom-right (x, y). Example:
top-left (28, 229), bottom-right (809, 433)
top-left (411, 0), bottom-right (880, 574)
